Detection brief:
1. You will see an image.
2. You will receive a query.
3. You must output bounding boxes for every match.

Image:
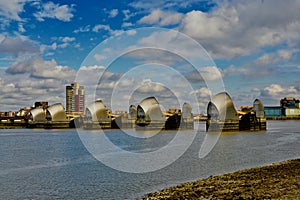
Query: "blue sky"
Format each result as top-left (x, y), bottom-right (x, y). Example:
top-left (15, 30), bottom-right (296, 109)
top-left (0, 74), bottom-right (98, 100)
top-left (1, 0), bottom-right (300, 112)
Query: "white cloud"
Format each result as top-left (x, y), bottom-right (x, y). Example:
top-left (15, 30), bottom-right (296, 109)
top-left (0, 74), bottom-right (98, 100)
top-left (18, 23), bottom-right (25, 32)
top-left (94, 54), bottom-right (107, 61)
top-left (262, 84), bottom-right (299, 99)
top-left (122, 22), bottom-right (133, 27)
top-left (222, 63), bottom-right (274, 79)
top-left (189, 87), bottom-right (212, 112)
top-left (126, 30), bottom-right (136, 36)
top-left (34, 2), bottom-right (75, 22)
top-left (257, 48), bottom-right (299, 64)
top-left (0, 35), bottom-right (40, 55)
top-left (257, 54), bottom-right (272, 65)
top-left (59, 36), bottom-right (75, 43)
top-left (180, 10), bottom-right (234, 39)
top-left (0, 0), bottom-right (29, 21)
top-left (138, 9), bottom-right (183, 26)
top-left (180, 0), bottom-right (300, 59)
top-left (0, 57), bottom-right (77, 110)
top-left (122, 9), bottom-right (136, 21)
top-left (108, 9), bottom-right (118, 18)
top-left (198, 66), bottom-right (223, 82)
top-left (92, 24), bottom-right (122, 36)
top-left (93, 24), bottom-right (111, 32)
top-left (277, 49), bottom-right (298, 61)
top-left (136, 80), bottom-right (167, 93)
top-left (54, 36), bottom-right (76, 49)
top-left (6, 56), bottom-right (76, 80)
top-left (251, 88), bottom-right (261, 93)
top-left (74, 25), bottom-right (91, 33)
top-left (75, 65), bottom-right (118, 105)
top-left (222, 65), bottom-right (248, 76)
top-left (136, 29), bottom-right (210, 59)
top-left (0, 74), bottom-right (69, 110)
top-left (129, 0), bottom-right (201, 10)
top-left (190, 87), bottom-right (211, 98)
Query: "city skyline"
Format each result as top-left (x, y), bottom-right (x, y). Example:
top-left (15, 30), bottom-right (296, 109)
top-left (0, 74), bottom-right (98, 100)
top-left (1, 0), bottom-right (300, 111)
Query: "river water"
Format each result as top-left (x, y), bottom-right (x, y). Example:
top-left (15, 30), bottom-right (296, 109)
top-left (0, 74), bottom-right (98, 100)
top-left (0, 121), bottom-right (299, 199)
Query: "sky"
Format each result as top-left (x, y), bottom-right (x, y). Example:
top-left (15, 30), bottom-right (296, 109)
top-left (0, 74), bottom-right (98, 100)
top-left (1, 0), bottom-right (300, 113)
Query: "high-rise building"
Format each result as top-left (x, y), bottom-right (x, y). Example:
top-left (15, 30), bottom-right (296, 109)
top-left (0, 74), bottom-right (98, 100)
top-left (66, 82), bottom-right (85, 115)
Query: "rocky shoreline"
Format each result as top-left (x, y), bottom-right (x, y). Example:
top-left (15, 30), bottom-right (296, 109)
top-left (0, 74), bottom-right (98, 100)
top-left (140, 159), bottom-right (300, 200)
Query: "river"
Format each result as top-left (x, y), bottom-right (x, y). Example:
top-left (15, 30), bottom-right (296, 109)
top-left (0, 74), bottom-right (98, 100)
top-left (0, 121), bottom-right (299, 199)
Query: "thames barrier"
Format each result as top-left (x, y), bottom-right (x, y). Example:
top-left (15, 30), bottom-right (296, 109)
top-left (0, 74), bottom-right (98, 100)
top-left (0, 92), bottom-right (267, 132)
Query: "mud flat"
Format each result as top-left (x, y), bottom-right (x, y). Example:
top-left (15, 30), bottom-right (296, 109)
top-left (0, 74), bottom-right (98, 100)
top-left (140, 159), bottom-right (300, 200)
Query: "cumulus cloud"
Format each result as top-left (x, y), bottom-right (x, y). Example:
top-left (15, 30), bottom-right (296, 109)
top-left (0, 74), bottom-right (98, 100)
top-left (190, 87), bottom-right (211, 97)
top-left (53, 36), bottom-right (76, 49)
top-left (122, 9), bottom-right (137, 21)
top-left (180, 0), bottom-right (300, 59)
top-left (138, 9), bottom-right (183, 26)
top-left (189, 87), bottom-right (212, 112)
top-left (122, 22), bottom-right (133, 27)
top-left (92, 24), bottom-right (121, 35)
top-left (0, 69), bottom-right (76, 111)
top-left (262, 84), bottom-right (299, 98)
top-left (0, 35), bottom-right (40, 55)
top-left (135, 80), bottom-right (167, 93)
top-left (6, 56), bottom-right (76, 80)
top-left (222, 63), bottom-right (274, 79)
top-left (73, 25), bottom-right (91, 33)
top-left (135, 29), bottom-right (212, 60)
top-left (129, 0), bottom-right (203, 10)
top-left (34, 2), bottom-right (75, 22)
top-left (198, 66), bottom-right (223, 82)
top-left (108, 9), bottom-right (119, 18)
top-left (0, 55), bottom-right (83, 110)
top-left (94, 54), bottom-right (107, 61)
top-left (59, 36), bottom-right (75, 43)
top-left (0, 0), bottom-right (30, 21)
top-left (184, 66), bottom-right (223, 83)
top-left (0, 77), bottom-right (68, 110)
top-left (257, 48), bottom-right (299, 64)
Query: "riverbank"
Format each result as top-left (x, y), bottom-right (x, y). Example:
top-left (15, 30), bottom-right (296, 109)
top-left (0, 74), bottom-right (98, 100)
top-left (140, 159), bottom-right (300, 200)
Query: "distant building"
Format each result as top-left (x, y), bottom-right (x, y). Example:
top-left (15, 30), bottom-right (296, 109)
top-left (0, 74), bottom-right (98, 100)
top-left (34, 102), bottom-right (48, 108)
top-left (264, 106), bottom-right (283, 117)
top-left (265, 97), bottom-right (300, 118)
top-left (66, 82), bottom-right (85, 115)
top-left (280, 97), bottom-right (299, 108)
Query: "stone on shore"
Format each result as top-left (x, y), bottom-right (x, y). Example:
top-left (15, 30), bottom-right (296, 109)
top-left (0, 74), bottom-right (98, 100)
top-left (140, 159), bottom-right (300, 200)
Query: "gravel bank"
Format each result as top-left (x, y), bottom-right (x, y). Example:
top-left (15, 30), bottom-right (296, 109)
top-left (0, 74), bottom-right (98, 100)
top-left (140, 159), bottom-right (300, 200)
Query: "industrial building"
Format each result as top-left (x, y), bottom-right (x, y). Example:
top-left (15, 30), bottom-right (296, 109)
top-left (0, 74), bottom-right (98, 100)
top-left (66, 82), bottom-right (85, 116)
top-left (264, 97), bottom-right (300, 119)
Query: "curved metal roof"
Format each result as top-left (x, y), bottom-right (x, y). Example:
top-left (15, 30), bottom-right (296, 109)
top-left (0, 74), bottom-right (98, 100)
top-left (207, 92), bottom-right (238, 121)
top-left (85, 100), bottom-right (110, 122)
top-left (182, 102), bottom-right (193, 119)
top-left (253, 99), bottom-right (265, 118)
top-left (137, 97), bottom-right (164, 121)
top-left (138, 97), bottom-right (160, 113)
top-left (46, 103), bottom-right (67, 121)
top-left (29, 107), bottom-right (46, 121)
top-left (129, 105), bottom-right (137, 119)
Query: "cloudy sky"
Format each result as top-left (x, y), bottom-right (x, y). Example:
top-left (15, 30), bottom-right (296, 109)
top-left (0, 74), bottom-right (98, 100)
top-left (1, 0), bottom-right (300, 112)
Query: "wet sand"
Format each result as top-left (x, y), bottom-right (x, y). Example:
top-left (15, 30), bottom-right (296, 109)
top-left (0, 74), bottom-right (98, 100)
top-left (140, 159), bottom-right (300, 200)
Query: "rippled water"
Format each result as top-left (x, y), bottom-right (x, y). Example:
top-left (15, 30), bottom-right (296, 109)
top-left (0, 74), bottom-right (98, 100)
top-left (0, 121), bottom-right (299, 199)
